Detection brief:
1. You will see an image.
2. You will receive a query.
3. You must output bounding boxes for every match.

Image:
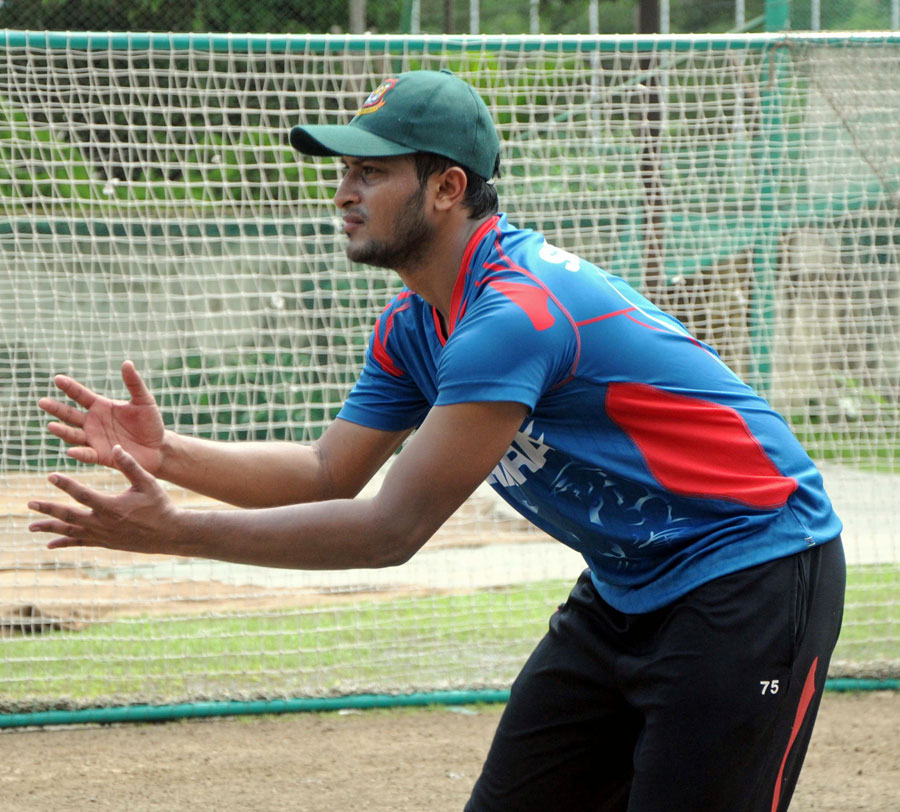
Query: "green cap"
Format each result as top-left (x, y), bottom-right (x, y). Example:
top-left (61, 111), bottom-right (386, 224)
top-left (289, 70), bottom-right (500, 180)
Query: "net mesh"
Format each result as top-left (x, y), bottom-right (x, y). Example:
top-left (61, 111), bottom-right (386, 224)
top-left (1, 33), bottom-right (898, 712)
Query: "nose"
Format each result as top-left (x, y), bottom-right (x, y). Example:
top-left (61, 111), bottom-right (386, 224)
top-left (333, 172), bottom-right (358, 209)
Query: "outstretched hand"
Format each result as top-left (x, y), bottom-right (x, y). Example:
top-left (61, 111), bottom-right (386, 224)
top-left (39, 360), bottom-right (166, 475)
top-left (28, 445), bottom-right (181, 553)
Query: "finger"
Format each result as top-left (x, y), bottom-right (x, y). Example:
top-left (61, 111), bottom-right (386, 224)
top-left (27, 496), bottom-right (92, 526)
top-left (121, 361), bottom-right (156, 406)
top-left (38, 397), bottom-right (87, 428)
top-left (29, 517), bottom-right (84, 540)
top-left (46, 421), bottom-right (89, 447)
top-left (66, 446), bottom-right (101, 465)
top-left (43, 473), bottom-right (110, 511)
top-left (46, 536), bottom-right (86, 549)
top-left (112, 445), bottom-right (155, 489)
top-left (53, 374), bottom-right (98, 410)
top-left (29, 517), bottom-right (91, 548)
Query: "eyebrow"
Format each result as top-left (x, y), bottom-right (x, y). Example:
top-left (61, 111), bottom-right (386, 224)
top-left (341, 156), bottom-right (400, 168)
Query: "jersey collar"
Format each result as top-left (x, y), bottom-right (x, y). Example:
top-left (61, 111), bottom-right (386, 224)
top-left (433, 214), bottom-right (500, 344)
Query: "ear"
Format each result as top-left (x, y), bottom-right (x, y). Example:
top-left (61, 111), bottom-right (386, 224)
top-left (431, 166), bottom-right (468, 212)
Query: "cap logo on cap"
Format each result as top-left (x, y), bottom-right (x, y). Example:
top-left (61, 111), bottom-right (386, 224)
top-left (357, 78), bottom-right (398, 117)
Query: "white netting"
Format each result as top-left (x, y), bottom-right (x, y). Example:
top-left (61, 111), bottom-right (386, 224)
top-left (0, 33), bottom-right (898, 712)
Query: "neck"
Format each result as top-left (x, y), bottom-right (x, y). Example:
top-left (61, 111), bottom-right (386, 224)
top-left (396, 213), bottom-right (492, 321)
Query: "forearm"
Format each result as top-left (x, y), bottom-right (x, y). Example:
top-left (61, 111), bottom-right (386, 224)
top-left (157, 432), bottom-right (330, 508)
top-left (171, 497), bottom-right (427, 570)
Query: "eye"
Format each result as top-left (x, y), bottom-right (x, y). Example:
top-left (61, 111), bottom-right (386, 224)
top-left (337, 162), bottom-right (379, 183)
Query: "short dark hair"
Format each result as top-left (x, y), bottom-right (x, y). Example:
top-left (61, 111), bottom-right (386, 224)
top-left (413, 152), bottom-right (500, 220)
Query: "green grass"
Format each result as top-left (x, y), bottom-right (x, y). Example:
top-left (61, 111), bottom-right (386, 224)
top-left (797, 427), bottom-right (900, 473)
top-left (2, 568), bottom-right (897, 711)
top-left (0, 581), bottom-right (572, 708)
top-left (833, 564), bottom-right (900, 665)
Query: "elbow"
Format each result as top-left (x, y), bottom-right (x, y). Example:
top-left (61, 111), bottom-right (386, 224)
top-left (364, 513), bottom-right (434, 569)
top-left (372, 544), bottom-right (417, 569)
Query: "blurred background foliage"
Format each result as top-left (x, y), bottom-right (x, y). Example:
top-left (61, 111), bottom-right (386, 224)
top-left (0, 0), bottom-right (895, 35)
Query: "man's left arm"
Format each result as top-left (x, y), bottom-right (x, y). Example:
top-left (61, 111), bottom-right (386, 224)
top-left (28, 401), bottom-right (529, 571)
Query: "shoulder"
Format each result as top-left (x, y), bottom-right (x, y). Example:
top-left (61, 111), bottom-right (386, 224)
top-left (441, 275), bottom-right (581, 399)
top-left (486, 215), bottom-right (588, 276)
top-left (371, 288), bottom-right (433, 343)
top-left (465, 218), bottom-right (588, 338)
top-left (364, 288), bottom-right (434, 377)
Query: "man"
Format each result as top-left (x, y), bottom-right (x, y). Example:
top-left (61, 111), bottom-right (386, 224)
top-left (29, 70), bottom-right (845, 811)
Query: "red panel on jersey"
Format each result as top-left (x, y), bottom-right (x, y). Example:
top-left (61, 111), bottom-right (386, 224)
top-left (487, 280), bottom-right (555, 331)
top-left (372, 300), bottom-right (409, 377)
top-left (606, 382), bottom-right (798, 509)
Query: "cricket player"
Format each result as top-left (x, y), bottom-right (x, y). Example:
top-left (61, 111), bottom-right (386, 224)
top-left (29, 70), bottom-right (845, 811)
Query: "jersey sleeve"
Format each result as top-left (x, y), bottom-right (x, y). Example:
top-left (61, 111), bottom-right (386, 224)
top-left (337, 307), bottom-right (431, 432)
top-left (435, 281), bottom-right (578, 410)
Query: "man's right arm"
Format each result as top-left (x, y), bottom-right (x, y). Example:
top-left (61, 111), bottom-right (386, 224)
top-left (157, 419), bottom-right (411, 508)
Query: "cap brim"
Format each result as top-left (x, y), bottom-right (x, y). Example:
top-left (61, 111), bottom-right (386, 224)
top-left (289, 124), bottom-right (416, 159)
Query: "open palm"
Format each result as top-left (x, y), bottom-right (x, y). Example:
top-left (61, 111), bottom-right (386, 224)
top-left (38, 361), bottom-right (166, 475)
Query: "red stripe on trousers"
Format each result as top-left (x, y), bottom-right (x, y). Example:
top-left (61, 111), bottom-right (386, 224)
top-left (770, 656), bottom-right (819, 812)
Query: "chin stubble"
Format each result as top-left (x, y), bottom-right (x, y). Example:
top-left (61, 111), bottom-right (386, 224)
top-left (345, 185), bottom-right (433, 270)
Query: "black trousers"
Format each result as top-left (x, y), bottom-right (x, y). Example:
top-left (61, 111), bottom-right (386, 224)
top-left (466, 538), bottom-right (846, 812)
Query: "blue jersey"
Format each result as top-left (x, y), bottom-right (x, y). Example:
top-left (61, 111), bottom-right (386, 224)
top-left (338, 214), bottom-right (842, 612)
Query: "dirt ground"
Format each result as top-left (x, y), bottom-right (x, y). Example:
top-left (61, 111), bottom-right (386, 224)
top-left (1, 691), bottom-right (898, 811)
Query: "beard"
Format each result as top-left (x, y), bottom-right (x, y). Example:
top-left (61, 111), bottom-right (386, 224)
top-left (345, 184), bottom-right (435, 270)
